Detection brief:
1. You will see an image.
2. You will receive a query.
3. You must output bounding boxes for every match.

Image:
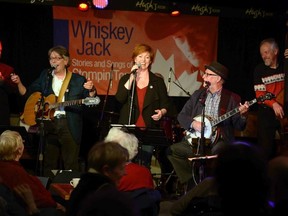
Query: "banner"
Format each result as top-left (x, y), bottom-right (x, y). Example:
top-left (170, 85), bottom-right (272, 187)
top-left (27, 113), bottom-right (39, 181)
top-left (53, 6), bottom-right (218, 96)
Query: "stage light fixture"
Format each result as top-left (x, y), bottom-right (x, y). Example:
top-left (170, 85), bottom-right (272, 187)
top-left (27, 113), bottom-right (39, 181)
top-left (78, 1), bottom-right (90, 12)
top-left (171, 2), bottom-right (180, 16)
top-left (93, 0), bottom-right (109, 9)
top-left (171, 10), bottom-right (180, 16)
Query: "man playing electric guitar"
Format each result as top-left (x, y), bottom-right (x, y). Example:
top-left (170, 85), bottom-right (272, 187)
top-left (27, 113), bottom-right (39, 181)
top-left (254, 38), bottom-right (288, 161)
top-left (167, 61), bottom-right (250, 191)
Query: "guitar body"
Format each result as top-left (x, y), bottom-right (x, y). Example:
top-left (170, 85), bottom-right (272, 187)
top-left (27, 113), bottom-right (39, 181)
top-left (35, 94), bottom-right (56, 121)
top-left (21, 92), bottom-right (57, 126)
top-left (21, 92), bottom-right (101, 126)
top-left (21, 92), bottom-right (41, 126)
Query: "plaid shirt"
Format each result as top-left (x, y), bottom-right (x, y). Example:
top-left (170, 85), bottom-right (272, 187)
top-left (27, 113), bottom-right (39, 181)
top-left (205, 89), bottom-right (222, 119)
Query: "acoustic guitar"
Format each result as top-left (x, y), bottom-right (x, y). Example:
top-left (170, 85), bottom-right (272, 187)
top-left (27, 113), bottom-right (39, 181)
top-left (185, 92), bottom-right (275, 146)
top-left (21, 92), bottom-right (101, 126)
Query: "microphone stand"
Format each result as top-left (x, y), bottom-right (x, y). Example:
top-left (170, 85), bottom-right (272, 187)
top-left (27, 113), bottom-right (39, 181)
top-left (36, 69), bottom-right (50, 176)
top-left (128, 72), bottom-right (137, 125)
top-left (37, 98), bottom-right (45, 176)
top-left (97, 65), bottom-right (113, 139)
top-left (173, 81), bottom-right (191, 96)
top-left (169, 67), bottom-right (191, 96)
top-left (128, 72), bottom-right (143, 165)
top-left (167, 68), bottom-right (172, 95)
top-left (198, 86), bottom-right (209, 183)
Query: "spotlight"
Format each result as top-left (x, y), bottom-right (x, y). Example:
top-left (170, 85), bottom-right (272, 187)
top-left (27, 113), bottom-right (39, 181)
top-left (171, 2), bottom-right (180, 16)
top-left (78, 1), bottom-right (90, 12)
top-left (93, 0), bottom-right (109, 9)
top-left (171, 10), bottom-right (180, 16)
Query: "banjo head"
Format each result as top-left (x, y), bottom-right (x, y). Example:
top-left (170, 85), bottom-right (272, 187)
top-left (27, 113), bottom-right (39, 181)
top-left (193, 115), bottom-right (214, 139)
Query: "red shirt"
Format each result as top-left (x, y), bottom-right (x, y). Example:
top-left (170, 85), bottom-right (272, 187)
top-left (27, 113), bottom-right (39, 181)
top-left (117, 162), bottom-right (154, 191)
top-left (253, 64), bottom-right (284, 108)
top-left (0, 62), bottom-right (16, 87)
top-left (136, 86), bottom-right (148, 127)
top-left (0, 160), bottom-right (56, 208)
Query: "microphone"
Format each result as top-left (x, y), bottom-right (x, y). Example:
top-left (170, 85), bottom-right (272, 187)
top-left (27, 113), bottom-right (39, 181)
top-left (204, 81), bottom-right (211, 88)
top-left (110, 64), bottom-right (113, 88)
top-left (131, 63), bottom-right (141, 75)
top-left (199, 85), bottom-right (209, 104)
top-left (167, 67), bottom-right (173, 94)
top-left (48, 65), bottom-right (57, 73)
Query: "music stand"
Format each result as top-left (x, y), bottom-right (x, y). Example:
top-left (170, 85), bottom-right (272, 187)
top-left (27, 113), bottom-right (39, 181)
top-left (110, 124), bottom-right (172, 164)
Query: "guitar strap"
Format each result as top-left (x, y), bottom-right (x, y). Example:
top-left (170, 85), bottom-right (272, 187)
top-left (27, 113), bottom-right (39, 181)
top-left (219, 89), bottom-right (231, 115)
top-left (216, 89), bottom-right (231, 142)
top-left (57, 71), bottom-right (72, 102)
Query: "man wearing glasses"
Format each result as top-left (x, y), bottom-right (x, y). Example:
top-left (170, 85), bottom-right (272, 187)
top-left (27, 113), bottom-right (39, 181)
top-left (167, 61), bottom-right (250, 192)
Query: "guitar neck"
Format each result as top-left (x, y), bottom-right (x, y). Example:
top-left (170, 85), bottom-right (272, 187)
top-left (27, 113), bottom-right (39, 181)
top-left (212, 99), bottom-right (256, 127)
top-left (49, 99), bottom-right (84, 109)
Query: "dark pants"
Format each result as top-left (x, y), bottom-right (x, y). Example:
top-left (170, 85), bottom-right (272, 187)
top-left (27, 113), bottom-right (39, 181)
top-left (167, 139), bottom-right (226, 184)
top-left (257, 106), bottom-right (281, 161)
top-left (43, 118), bottom-right (80, 178)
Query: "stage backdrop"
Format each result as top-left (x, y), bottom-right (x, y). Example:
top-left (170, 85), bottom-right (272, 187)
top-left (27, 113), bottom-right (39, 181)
top-left (53, 6), bottom-right (218, 96)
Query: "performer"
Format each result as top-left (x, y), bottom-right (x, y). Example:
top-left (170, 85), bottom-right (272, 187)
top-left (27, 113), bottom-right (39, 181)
top-left (0, 40), bottom-right (17, 125)
top-left (11, 45), bottom-right (97, 178)
top-left (115, 43), bottom-right (170, 169)
top-left (253, 38), bottom-right (288, 161)
top-left (167, 61), bottom-right (249, 191)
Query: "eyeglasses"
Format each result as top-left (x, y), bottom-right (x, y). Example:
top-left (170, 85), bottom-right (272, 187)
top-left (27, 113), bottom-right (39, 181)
top-left (202, 72), bottom-right (218, 77)
top-left (49, 56), bottom-right (63, 61)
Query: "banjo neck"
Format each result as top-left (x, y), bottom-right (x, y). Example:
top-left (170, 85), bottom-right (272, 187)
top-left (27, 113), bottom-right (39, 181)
top-left (211, 98), bottom-right (257, 127)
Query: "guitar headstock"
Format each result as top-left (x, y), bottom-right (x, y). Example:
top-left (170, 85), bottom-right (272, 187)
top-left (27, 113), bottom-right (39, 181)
top-left (83, 96), bottom-right (101, 106)
top-left (257, 92), bottom-right (275, 103)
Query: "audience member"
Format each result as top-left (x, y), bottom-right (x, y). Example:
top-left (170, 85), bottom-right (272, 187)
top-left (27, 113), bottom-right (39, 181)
top-left (0, 183), bottom-right (27, 215)
top-left (104, 127), bottom-right (161, 216)
top-left (66, 141), bottom-right (138, 216)
top-left (268, 155), bottom-right (288, 216)
top-left (170, 176), bottom-right (218, 216)
top-left (13, 184), bottom-right (41, 215)
top-left (170, 141), bottom-right (272, 216)
top-left (215, 142), bottom-right (271, 216)
top-left (0, 130), bottom-right (62, 215)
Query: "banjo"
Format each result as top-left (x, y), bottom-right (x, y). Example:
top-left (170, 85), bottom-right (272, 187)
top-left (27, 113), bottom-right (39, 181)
top-left (185, 92), bottom-right (275, 145)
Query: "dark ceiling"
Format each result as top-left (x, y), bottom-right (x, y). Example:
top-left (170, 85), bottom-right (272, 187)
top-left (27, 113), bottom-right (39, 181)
top-left (168, 0), bottom-right (288, 11)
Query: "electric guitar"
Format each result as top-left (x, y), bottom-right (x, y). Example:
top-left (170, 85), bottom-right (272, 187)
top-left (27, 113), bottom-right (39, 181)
top-left (21, 92), bottom-right (101, 126)
top-left (185, 92), bottom-right (275, 145)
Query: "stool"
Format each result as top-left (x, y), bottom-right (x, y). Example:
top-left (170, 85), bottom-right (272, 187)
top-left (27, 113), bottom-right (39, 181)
top-left (188, 155), bottom-right (218, 185)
